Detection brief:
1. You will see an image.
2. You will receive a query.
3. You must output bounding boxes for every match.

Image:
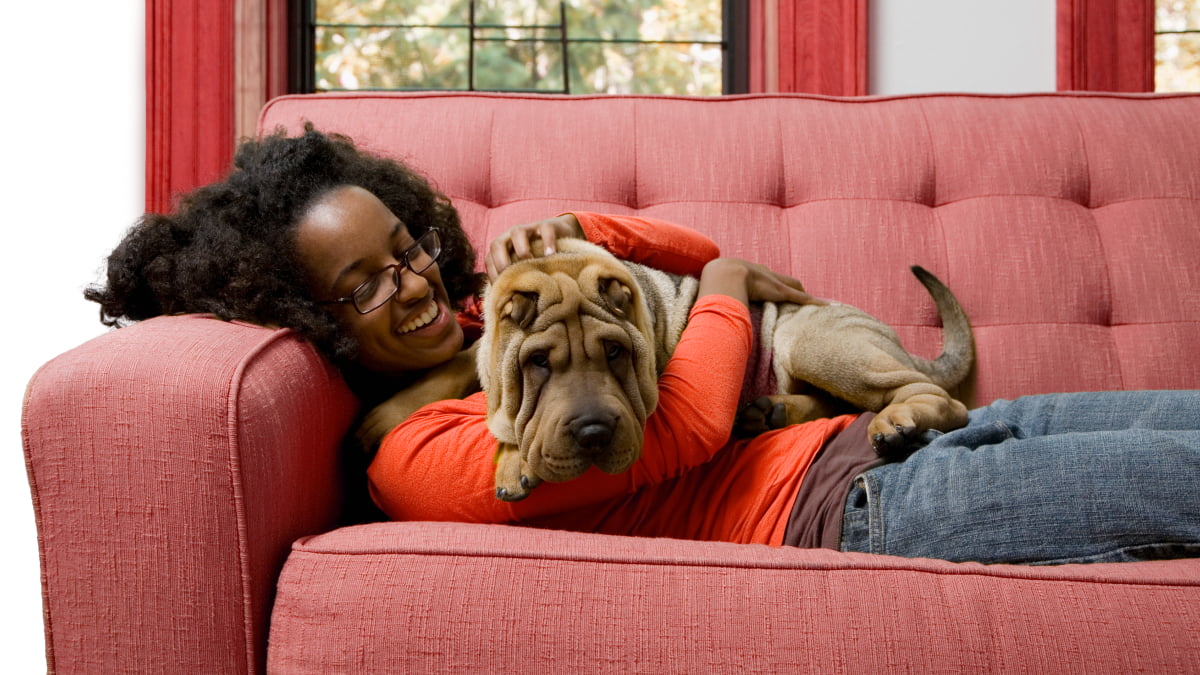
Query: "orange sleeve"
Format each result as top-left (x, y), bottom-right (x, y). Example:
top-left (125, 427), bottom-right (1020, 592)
top-left (625, 294), bottom-right (751, 484)
top-left (366, 294), bottom-right (752, 523)
top-left (571, 212), bottom-right (719, 276)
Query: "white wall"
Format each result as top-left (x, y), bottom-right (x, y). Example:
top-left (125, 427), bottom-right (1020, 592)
top-left (870, 0), bottom-right (1057, 95)
top-left (0, 1), bottom-right (1058, 671)
top-left (4, 2), bottom-right (144, 671)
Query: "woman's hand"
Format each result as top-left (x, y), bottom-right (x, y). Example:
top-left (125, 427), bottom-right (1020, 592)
top-left (697, 258), bottom-right (825, 308)
top-left (485, 214), bottom-right (584, 281)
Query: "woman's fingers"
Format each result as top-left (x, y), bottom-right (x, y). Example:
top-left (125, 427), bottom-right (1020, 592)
top-left (486, 216), bottom-right (572, 280)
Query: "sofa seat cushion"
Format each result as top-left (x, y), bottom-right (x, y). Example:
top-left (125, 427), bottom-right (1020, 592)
top-left (269, 521), bottom-right (1200, 673)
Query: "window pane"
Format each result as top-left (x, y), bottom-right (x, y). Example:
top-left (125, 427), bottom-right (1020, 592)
top-left (475, 40), bottom-right (565, 91)
top-left (1156, 0), bottom-right (1200, 91)
top-left (316, 26), bottom-right (470, 90)
top-left (315, 0), bottom-right (469, 25)
top-left (1156, 34), bottom-right (1200, 91)
top-left (570, 42), bottom-right (722, 95)
top-left (565, 0), bottom-right (721, 42)
top-left (474, 0), bottom-right (560, 28)
top-left (1156, 0), bottom-right (1200, 32)
top-left (307, 0), bottom-right (729, 94)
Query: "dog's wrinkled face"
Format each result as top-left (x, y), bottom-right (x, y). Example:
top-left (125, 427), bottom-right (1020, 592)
top-left (479, 241), bottom-right (658, 483)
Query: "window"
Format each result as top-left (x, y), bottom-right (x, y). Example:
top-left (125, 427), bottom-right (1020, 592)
top-left (292, 0), bottom-right (746, 95)
top-left (1156, 0), bottom-right (1200, 91)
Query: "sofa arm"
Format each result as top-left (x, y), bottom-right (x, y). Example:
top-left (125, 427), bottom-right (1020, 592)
top-left (22, 315), bottom-right (358, 674)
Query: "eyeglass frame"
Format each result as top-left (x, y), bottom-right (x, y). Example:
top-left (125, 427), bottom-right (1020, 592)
top-left (320, 228), bottom-right (442, 315)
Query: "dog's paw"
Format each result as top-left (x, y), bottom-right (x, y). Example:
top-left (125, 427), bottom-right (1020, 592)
top-left (868, 410), bottom-right (928, 462)
top-left (496, 473), bottom-right (543, 502)
top-left (495, 445), bottom-right (530, 501)
top-left (870, 425), bottom-right (922, 462)
top-left (734, 396), bottom-right (790, 438)
top-left (495, 485), bottom-right (528, 502)
top-left (494, 445), bottom-right (542, 501)
top-left (870, 395), bottom-right (962, 462)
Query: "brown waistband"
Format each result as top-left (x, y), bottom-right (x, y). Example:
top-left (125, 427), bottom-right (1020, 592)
top-left (783, 412), bottom-right (882, 549)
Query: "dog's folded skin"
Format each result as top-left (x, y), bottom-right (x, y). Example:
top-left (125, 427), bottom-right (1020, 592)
top-left (479, 242), bottom-right (661, 501)
top-left (479, 239), bottom-right (975, 501)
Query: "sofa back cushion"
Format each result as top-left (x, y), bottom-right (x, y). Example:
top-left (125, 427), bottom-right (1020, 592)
top-left (260, 92), bottom-right (1200, 405)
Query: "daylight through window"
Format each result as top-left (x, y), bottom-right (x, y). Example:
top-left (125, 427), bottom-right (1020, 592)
top-left (303, 0), bottom-right (733, 95)
top-left (1156, 0), bottom-right (1200, 91)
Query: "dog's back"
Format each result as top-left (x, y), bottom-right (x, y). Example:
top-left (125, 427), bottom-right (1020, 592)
top-left (771, 266), bottom-right (973, 394)
top-left (538, 239), bottom-right (975, 459)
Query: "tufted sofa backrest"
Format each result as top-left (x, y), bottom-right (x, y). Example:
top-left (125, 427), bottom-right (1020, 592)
top-left (259, 92), bottom-right (1200, 406)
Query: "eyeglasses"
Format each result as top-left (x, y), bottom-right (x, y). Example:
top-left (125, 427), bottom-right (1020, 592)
top-left (323, 229), bottom-right (442, 315)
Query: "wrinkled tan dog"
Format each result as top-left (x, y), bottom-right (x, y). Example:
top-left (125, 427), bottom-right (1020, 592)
top-left (479, 239), bottom-right (974, 501)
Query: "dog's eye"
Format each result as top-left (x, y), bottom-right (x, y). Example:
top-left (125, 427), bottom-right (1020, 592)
top-left (527, 351), bottom-right (551, 370)
top-left (604, 342), bottom-right (625, 362)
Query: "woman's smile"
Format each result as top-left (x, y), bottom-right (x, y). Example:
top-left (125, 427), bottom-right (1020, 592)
top-left (396, 296), bottom-right (445, 336)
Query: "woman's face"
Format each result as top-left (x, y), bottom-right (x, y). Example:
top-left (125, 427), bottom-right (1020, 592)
top-left (294, 185), bottom-right (464, 375)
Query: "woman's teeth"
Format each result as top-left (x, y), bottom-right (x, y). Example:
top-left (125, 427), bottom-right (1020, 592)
top-left (398, 302), bottom-right (439, 335)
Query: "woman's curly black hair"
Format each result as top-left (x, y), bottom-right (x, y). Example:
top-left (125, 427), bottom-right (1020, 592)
top-left (85, 124), bottom-right (481, 367)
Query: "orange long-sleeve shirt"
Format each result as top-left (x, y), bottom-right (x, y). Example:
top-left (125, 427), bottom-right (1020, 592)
top-left (367, 212), bottom-right (856, 546)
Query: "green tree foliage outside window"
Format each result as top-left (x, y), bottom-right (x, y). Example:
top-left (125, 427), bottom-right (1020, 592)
top-left (313, 0), bottom-right (724, 95)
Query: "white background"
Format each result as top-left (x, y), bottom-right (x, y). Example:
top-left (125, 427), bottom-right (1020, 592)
top-left (871, 0), bottom-right (1056, 94)
top-left (2, 1), bottom-right (1053, 670)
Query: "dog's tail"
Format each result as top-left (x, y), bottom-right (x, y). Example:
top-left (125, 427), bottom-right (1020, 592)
top-left (911, 265), bottom-right (975, 389)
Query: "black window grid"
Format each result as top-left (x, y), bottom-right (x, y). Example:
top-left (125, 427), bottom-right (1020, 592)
top-left (290, 1), bottom-right (748, 95)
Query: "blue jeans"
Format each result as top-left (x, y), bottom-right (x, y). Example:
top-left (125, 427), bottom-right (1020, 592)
top-left (840, 391), bottom-right (1200, 564)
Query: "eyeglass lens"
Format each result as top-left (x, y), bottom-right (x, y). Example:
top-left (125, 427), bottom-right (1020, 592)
top-left (353, 230), bottom-right (441, 313)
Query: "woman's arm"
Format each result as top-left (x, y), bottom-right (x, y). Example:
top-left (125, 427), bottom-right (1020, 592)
top-left (367, 258), bottom-right (813, 523)
top-left (367, 295), bottom-right (752, 524)
top-left (572, 212), bottom-right (720, 276)
top-left (485, 212), bottom-right (720, 280)
top-left (628, 258), bottom-right (817, 483)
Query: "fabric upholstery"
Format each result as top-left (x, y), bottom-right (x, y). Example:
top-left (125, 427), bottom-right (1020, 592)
top-left (24, 92), bottom-right (1200, 673)
top-left (260, 92), bottom-right (1200, 406)
top-left (271, 521), bottom-right (1200, 673)
top-left (23, 315), bottom-right (356, 673)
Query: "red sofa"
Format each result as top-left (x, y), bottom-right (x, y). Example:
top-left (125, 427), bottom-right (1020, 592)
top-left (24, 92), bottom-right (1200, 673)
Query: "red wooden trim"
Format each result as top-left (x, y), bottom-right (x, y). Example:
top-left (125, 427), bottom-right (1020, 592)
top-left (236, 0), bottom-right (291, 142)
top-left (145, 0), bottom-right (237, 213)
top-left (776, 0), bottom-right (868, 96)
top-left (1057, 0), bottom-right (1154, 92)
top-left (749, 0), bottom-right (765, 92)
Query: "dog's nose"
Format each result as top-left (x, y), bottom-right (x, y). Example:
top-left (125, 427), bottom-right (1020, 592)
top-left (570, 417), bottom-right (614, 453)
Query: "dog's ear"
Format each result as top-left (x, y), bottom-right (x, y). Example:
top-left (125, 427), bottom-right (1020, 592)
top-left (599, 278), bottom-right (633, 318)
top-left (501, 291), bottom-right (538, 329)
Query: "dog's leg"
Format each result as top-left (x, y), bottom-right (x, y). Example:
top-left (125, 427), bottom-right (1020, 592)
top-left (356, 343), bottom-right (481, 453)
top-left (494, 443), bottom-right (542, 501)
top-left (734, 393), bottom-right (856, 438)
top-left (812, 364), bottom-right (968, 461)
top-left (773, 309), bottom-right (969, 461)
top-left (870, 382), bottom-right (969, 461)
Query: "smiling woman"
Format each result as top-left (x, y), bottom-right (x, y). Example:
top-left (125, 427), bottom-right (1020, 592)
top-left (293, 185), bottom-right (465, 375)
top-left (85, 126), bottom-right (478, 384)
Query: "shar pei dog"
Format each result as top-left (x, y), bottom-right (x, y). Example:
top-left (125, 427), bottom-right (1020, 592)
top-left (478, 239), bottom-right (974, 502)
